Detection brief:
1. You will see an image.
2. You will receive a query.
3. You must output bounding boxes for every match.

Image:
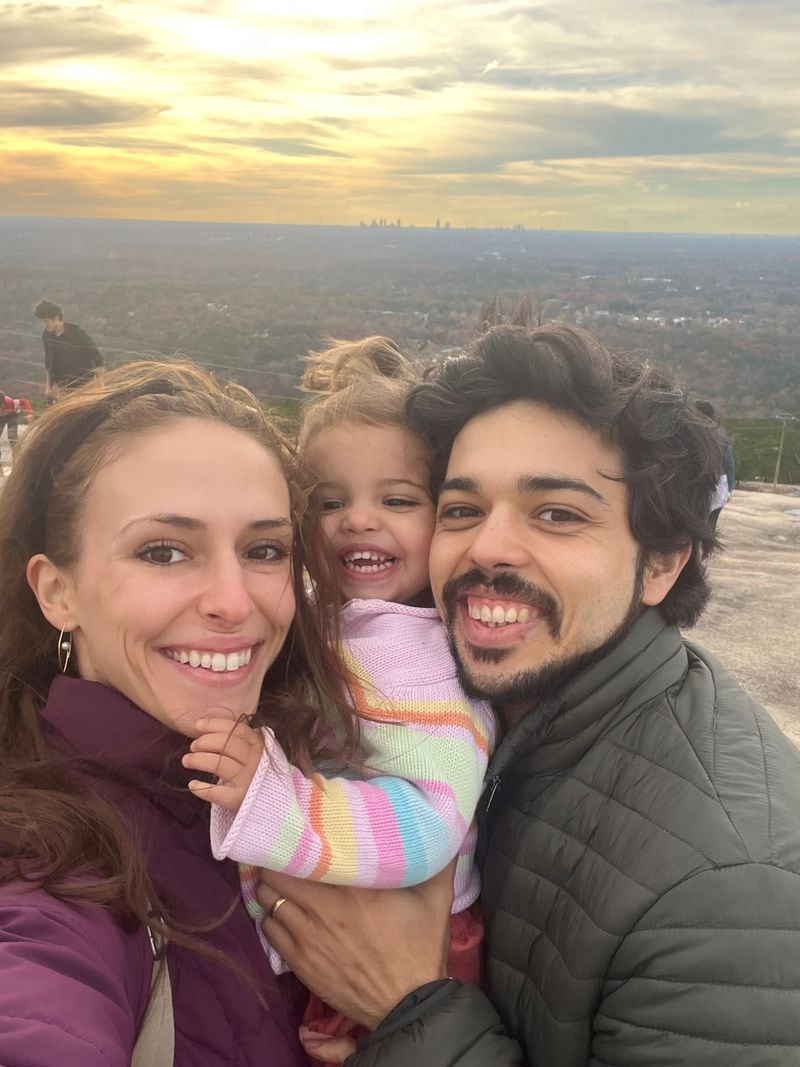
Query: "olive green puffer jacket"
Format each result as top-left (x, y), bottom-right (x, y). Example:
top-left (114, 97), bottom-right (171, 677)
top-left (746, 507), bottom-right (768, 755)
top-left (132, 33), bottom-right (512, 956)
top-left (348, 610), bottom-right (800, 1066)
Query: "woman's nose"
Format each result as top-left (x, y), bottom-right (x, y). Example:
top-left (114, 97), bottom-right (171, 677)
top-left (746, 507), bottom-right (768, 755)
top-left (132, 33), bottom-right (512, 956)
top-left (197, 557), bottom-right (254, 626)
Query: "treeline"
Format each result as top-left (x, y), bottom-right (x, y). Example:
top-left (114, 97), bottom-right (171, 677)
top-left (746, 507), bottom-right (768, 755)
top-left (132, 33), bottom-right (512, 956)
top-left (726, 418), bottom-right (800, 487)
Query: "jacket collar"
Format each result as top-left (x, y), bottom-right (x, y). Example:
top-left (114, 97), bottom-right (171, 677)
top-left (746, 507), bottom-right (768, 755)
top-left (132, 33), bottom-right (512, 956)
top-left (486, 609), bottom-right (688, 780)
top-left (42, 675), bottom-right (199, 825)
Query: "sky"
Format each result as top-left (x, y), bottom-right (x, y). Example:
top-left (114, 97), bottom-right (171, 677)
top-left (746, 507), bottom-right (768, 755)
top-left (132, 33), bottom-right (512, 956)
top-left (1, 0), bottom-right (799, 233)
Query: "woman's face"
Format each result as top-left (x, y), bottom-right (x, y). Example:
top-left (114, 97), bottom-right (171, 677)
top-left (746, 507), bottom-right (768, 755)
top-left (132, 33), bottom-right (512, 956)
top-left (37, 417), bottom-right (296, 737)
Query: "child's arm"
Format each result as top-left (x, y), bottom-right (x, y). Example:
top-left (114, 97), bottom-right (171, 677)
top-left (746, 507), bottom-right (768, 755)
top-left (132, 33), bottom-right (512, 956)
top-left (194, 686), bottom-right (494, 888)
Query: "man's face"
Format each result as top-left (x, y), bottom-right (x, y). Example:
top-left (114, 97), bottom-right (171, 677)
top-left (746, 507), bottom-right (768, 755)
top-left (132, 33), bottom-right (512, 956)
top-left (41, 317), bottom-right (64, 335)
top-left (430, 401), bottom-right (682, 704)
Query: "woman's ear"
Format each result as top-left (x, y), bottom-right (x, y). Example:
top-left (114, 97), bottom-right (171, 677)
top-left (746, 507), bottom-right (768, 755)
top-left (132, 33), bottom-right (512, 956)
top-left (26, 553), bottom-right (74, 631)
top-left (640, 544), bottom-right (692, 608)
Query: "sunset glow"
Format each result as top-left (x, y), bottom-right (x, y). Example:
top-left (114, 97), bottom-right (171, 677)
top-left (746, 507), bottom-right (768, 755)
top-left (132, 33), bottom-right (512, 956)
top-left (1, 0), bottom-right (799, 232)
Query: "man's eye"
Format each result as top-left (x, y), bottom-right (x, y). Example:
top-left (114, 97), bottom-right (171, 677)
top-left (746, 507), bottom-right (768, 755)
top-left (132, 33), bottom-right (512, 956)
top-left (539, 508), bottom-right (580, 523)
top-left (438, 505), bottom-right (479, 520)
top-left (138, 543), bottom-right (185, 565)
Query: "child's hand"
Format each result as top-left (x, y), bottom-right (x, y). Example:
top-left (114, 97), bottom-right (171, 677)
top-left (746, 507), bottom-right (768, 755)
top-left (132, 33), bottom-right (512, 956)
top-left (182, 717), bottom-right (264, 813)
top-left (299, 1028), bottom-right (357, 1064)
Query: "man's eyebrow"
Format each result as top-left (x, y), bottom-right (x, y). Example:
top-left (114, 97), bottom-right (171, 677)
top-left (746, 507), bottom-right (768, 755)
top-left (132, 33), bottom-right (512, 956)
top-left (438, 475), bottom-right (480, 495)
top-left (121, 514), bottom-right (292, 534)
top-left (518, 475), bottom-right (609, 507)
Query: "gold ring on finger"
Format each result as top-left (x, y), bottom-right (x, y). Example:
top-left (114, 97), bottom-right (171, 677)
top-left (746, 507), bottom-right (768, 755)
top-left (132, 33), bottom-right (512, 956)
top-left (269, 896), bottom-right (288, 920)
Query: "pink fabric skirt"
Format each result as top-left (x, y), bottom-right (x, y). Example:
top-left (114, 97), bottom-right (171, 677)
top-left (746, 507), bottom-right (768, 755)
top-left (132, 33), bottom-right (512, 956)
top-left (301, 904), bottom-right (484, 1063)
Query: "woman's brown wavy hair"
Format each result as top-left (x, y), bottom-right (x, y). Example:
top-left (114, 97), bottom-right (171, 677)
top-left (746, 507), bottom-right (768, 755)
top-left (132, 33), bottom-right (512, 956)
top-left (0, 359), bottom-right (355, 952)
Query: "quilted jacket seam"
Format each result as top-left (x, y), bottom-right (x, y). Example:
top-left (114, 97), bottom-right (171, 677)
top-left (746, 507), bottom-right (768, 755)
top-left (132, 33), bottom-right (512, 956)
top-left (606, 738), bottom-right (717, 802)
top-left (607, 973), bottom-right (800, 993)
top-left (0, 1009), bottom-right (114, 1060)
top-left (662, 677), bottom-right (754, 861)
top-left (491, 958), bottom-right (597, 1027)
top-left (594, 1016), bottom-right (800, 1049)
top-left (527, 809), bottom-right (662, 896)
top-left (563, 771), bottom-right (716, 863)
top-left (751, 706), bottom-right (775, 861)
top-left (490, 852), bottom-right (630, 938)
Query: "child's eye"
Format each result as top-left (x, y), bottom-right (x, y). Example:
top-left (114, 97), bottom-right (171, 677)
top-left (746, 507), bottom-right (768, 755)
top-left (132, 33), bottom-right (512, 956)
top-left (384, 497), bottom-right (419, 508)
top-left (247, 541), bottom-right (289, 562)
top-left (138, 542), bottom-right (186, 566)
top-left (319, 499), bottom-right (344, 512)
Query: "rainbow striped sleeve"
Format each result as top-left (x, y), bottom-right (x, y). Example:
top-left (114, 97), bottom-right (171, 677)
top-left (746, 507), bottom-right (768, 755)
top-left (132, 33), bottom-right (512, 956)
top-left (209, 637), bottom-right (495, 889)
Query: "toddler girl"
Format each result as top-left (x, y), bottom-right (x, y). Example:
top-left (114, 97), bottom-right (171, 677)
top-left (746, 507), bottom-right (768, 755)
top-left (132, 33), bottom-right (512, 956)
top-left (184, 338), bottom-right (495, 1063)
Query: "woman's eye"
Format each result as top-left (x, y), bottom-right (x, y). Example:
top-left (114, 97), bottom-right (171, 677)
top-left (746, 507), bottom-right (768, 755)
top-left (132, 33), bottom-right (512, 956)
top-left (248, 542), bottom-right (289, 562)
top-left (138, 543), bottom-right (185, 565)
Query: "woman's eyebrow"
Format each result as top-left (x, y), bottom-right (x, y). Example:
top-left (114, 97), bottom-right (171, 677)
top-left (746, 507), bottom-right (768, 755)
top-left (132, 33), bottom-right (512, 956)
top-left (120, 514), bottom-right (292, 534)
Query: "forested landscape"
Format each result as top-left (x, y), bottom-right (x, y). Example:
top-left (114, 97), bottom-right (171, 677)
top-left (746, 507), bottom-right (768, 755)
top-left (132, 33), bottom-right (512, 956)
top-left (2, 217), bottom-right (798, 483)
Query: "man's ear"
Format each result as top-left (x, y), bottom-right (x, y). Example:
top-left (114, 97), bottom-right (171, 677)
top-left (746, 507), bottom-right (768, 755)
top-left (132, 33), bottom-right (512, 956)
top-left (640, 544), bottom-right (692, 607)
top-left (26, 553), bottom-right (74, 631)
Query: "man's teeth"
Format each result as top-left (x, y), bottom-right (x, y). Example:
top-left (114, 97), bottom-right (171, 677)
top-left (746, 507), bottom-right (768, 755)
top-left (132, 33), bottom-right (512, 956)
top-left (468, 602), bottom-right (532, 627)
top-left (342, 550), bottom-right (395, 573)
top-left (164, 647), bottom-right (253, 672)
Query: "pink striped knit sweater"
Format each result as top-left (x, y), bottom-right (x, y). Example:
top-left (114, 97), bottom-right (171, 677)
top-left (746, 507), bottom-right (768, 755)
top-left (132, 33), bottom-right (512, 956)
top-left (210, 599), bottom-right (495, 971)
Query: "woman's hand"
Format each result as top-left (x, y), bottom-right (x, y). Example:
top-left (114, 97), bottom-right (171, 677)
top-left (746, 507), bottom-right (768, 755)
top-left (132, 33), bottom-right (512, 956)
top-left (182, 717), bottom-right (263, 812)
top-left (257, 860), bottom-right (455, 1029)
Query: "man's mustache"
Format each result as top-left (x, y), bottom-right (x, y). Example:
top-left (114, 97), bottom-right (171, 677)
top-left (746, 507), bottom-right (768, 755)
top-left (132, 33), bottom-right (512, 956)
top-left (440, 568), bottom-right (562, 640)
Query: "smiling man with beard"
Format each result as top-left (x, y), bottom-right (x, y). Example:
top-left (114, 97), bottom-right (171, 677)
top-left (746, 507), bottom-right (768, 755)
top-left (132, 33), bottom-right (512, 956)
top-left (257, 322), bottom-right (800, 1067)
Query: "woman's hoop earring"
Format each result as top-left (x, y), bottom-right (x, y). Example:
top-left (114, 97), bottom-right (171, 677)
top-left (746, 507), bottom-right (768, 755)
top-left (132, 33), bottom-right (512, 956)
top-left (57, 625), bottom-right (73, 674)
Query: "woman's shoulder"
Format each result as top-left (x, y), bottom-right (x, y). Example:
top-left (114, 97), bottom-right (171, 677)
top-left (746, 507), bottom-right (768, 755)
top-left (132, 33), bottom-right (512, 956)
top-left (0, 881), bottom-right (151, 1065)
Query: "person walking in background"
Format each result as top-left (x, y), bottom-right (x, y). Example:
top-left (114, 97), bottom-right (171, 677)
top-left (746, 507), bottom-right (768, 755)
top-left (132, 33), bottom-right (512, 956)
top-left (0, 390), bottom-right (33, 477)
top-left (696, 400), bottom-right (736, 530)
top-left (34, 299), bottom-right (104, 403)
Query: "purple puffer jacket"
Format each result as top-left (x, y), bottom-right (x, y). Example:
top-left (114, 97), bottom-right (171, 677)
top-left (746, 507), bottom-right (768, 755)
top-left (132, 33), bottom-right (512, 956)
top-left (0, 676), bottom-right (309, 1067)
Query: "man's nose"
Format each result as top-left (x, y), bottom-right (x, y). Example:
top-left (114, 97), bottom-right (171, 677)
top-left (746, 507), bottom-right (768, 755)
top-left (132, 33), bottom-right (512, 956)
top-left (466, 510), bottom-right (531, 571)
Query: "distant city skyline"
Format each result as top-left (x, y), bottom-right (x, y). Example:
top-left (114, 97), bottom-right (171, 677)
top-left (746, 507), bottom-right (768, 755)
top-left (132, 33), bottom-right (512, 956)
top-left (2, 0), bottom-right (799, 234)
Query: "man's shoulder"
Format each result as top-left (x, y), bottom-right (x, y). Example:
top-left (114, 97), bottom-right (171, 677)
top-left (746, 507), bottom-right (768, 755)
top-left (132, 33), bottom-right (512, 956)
top-left (615, 639), bottom-right (800, 872)
top-left (62, 322), bottom-right (92, 341)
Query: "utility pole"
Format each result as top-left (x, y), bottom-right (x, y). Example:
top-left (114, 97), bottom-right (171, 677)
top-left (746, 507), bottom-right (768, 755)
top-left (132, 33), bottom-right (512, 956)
top-left (772, 413), bottom-right (798, 491)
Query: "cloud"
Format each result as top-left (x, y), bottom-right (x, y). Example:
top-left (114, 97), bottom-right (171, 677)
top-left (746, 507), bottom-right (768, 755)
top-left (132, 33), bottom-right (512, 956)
top-left (226, 137), bottom-right (349, 158)
top-left (0, 87), bottom-right (164, 128)
top-left (0, 2), bottom-right (155, 62)
top-left (1, 0), bottom-right (799, 232)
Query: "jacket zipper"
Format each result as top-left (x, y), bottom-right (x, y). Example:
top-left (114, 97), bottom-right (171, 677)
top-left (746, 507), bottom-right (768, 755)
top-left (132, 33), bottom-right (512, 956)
top-left (481, 774), bottom-right (502, 816)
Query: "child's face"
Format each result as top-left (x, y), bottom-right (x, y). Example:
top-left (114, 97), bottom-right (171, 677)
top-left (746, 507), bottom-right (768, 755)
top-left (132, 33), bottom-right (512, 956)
top-left (306, 422), bottom-right (435, 605)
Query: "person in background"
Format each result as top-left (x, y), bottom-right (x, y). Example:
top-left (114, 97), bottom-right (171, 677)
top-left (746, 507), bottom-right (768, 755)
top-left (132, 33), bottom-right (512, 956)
top-left (256, 322), bottom-right (800, 1066)
top-left (34, 299), bottom-right (104, 403)
top-left (188, 337), bottom-right (494, 1064)
top-left (0, 360), bottom-right (356, 1066)
top-left (0, 390), bottom-right (33, 476)
top-left (695, 400), bottom-right (736, 530)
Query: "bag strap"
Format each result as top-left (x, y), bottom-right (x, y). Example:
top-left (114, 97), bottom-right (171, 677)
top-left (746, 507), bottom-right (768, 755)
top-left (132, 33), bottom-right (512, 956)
top-left (131, 921), bottom-right (175, 1065)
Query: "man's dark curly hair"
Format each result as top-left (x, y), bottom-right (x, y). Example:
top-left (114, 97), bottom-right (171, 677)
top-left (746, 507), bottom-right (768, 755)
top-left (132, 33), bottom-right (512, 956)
top-left (407, 322), bottom-right (722, 628)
